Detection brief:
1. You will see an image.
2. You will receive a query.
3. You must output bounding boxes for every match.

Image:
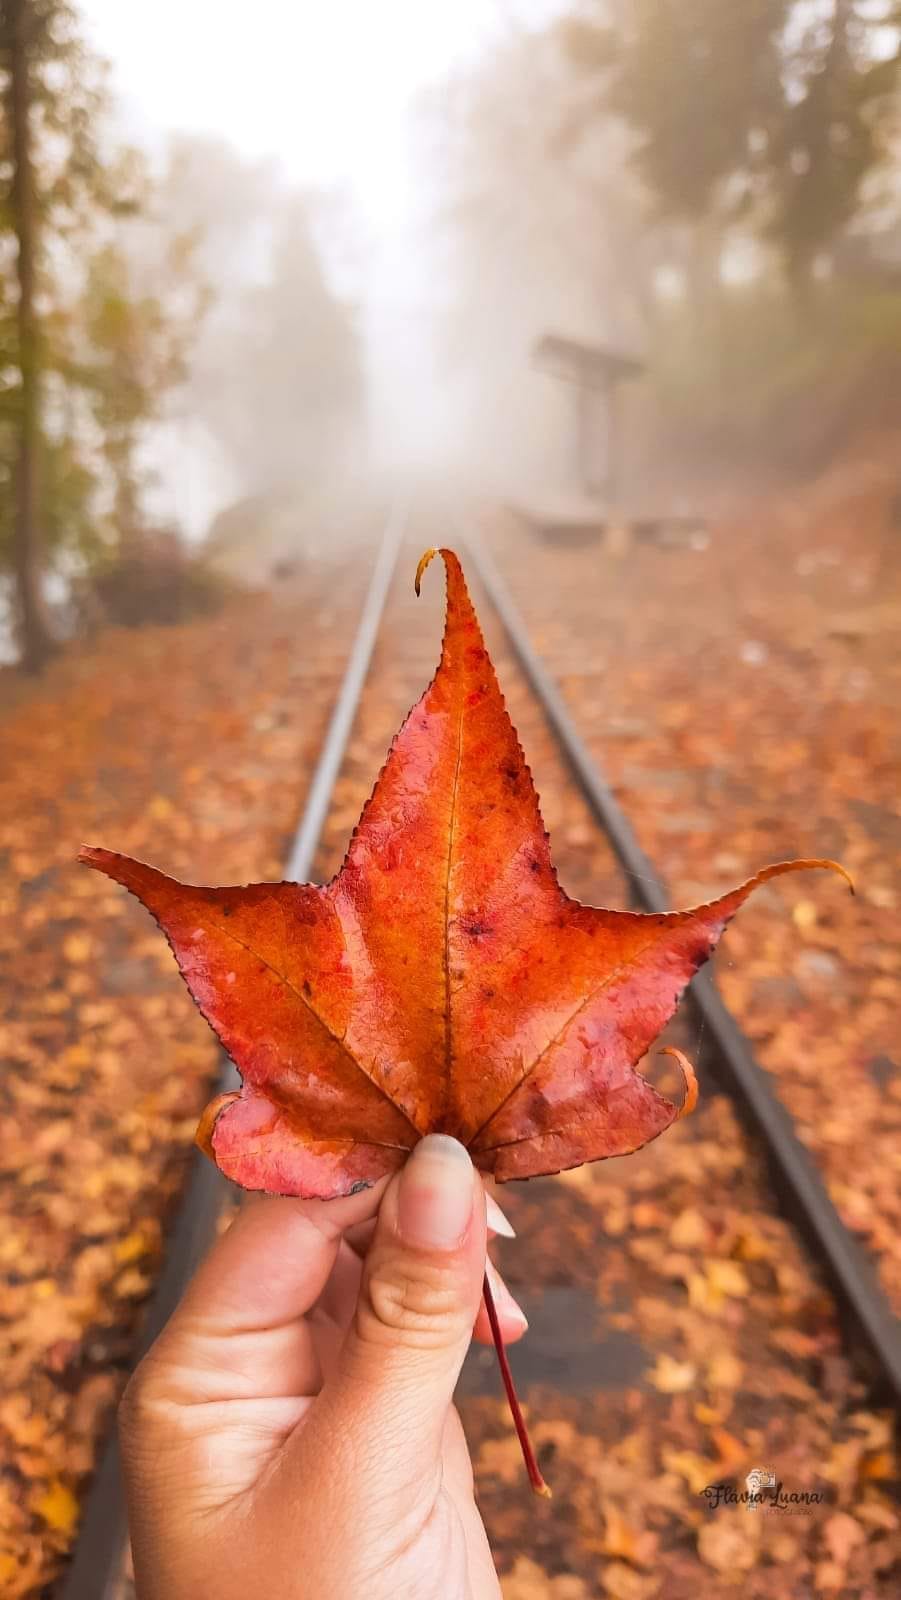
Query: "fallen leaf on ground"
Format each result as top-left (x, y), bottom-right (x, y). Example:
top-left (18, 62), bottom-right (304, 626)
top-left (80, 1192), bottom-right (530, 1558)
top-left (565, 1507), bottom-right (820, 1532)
top-left (697, 1510), bottom-right (760, 1574)
top-left (650, 1354), bottom-right (697, 1394)
top-left (823, 1510), bottom-right (866, 1566)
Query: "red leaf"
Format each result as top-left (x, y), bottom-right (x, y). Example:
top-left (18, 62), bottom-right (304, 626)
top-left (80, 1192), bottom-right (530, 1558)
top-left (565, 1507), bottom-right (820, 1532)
top-left (80, 548), bottom-right (849, 1192)
top-left (79, 547), bottom-right (851, 1493)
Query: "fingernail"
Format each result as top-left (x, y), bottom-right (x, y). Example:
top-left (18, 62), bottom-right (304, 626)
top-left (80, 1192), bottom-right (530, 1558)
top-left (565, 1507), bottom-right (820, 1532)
top-left (397, 1135), bottom-right (474, 1251)
top-left (486, 1193), bottom-right (516, 1238)
top-left (487, 1259), bottom-right (528, 1331)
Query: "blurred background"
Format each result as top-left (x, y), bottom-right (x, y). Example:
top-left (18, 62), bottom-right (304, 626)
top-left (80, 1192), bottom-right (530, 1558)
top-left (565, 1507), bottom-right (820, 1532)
top-left (1, 1), bottom-right (900, 1597)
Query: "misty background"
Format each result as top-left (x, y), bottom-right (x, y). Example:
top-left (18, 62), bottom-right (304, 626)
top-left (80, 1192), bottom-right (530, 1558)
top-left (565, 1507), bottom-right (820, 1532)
top-left (1, 0), bottom-right (899, 664)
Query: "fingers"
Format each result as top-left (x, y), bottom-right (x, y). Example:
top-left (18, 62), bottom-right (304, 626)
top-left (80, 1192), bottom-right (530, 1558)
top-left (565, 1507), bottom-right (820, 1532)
top-left (322, 1186), bottom-right (527, 1347)
top-left (177, 1182), bottom-right (388, 1336)
top-left (131, 1182), bottom-right (390, 1408)
top-left (283, 1136), bottom-right (486, 1522)
top-left (341, 1189), bottom-right (514, 1257)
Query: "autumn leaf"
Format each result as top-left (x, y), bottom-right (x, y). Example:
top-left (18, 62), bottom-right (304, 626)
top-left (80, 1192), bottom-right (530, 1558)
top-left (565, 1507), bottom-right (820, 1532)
top-left (79, 546), bottom-right (851, 1492)
top-left (79, 548), bottom-right (849, 1193)
top-left (32, 1479), bottom-right (78, 1535)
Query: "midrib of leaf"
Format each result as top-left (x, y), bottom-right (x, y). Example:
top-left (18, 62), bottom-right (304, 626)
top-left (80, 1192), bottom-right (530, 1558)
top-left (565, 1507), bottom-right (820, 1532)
top-left (201, 913), bottom-right (422, 1137)
top-left (442, 699), bottom-right (466, 1124)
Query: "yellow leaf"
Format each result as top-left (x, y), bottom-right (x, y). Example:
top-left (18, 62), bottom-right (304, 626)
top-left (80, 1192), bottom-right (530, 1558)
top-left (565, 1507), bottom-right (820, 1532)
top-left (602, 1562), bottom-right (659, 1600)
top-left (669, 1207), bottom-right (708, 1249)
top-left (663, 1448), bottom-right (718, 1494)
top-left (115, 1230), bottom-right (149, 1264)
top-left (602, 1504), bottom-right (640, 1563)
top-left (824, 1511), bottom-right (865, 1565)
top-left (706, 1350), bottom-right (744, 1390)
top-left (34, 1479), bottom-right (79, 1534)
top-left (62, 932), bottom-right (92, 964)
top-left (694, 1401), bottom-right (724, 1426)
top-left (697, 1510), bottom-right (760, 1573)
top-left (115, 1267), bottom-right (151, 1299)
top-left (687, 1271), bottom-right (722, 1312)
top-left (690, 1258), bottom-right (750, 1311)
top-left (555, 1165), bottom-right (595, 1191)
top-left (707, 1259), bottom-right (750, 1297)
top-left (649, 1354), bottom-right (696, 1394)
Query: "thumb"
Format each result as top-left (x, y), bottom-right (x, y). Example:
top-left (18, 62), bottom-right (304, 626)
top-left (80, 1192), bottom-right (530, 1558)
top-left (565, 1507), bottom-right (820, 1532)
top-left (300, 1135), bottom-right (485, 1504)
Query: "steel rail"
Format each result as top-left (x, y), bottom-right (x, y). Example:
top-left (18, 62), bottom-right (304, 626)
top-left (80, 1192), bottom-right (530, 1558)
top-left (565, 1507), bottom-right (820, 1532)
top-left (462, 529), bottom-right (901, 1408)
top-left (58, 498), bottom-right (408, 1600)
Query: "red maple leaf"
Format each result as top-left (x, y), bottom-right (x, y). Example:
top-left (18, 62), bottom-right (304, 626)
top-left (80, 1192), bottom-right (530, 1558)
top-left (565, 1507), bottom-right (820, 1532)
top-left (80, 547), bottom-right (849, 1493)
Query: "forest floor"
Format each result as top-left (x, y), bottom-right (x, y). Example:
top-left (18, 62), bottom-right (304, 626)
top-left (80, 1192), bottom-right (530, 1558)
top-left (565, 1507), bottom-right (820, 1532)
top-left (0, 446), bottom-right (899, 1599)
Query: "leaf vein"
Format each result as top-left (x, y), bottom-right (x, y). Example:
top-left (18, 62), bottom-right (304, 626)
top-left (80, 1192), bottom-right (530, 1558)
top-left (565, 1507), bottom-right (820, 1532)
top-left (203, 913), bottom-right (421, 1136)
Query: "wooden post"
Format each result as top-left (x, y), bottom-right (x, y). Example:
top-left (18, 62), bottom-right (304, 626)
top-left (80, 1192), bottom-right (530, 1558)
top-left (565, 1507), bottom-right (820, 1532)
top-left (607, 381), bottom-right (620, 510)
top-left (576, 382), bottom-right (591, 497)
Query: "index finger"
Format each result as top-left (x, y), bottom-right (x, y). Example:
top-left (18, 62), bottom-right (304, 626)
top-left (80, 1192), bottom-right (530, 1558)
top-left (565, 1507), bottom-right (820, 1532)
top-left (176, 1180), bottom-right (390, 1337)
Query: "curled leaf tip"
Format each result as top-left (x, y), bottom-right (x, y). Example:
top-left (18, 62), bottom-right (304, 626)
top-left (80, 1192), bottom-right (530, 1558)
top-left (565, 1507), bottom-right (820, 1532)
top-left (195, 1091), bottom-right (240, 1162)
top-left (414, 548), bottom-right (438, 596)
top-left (744, 856), bottom-right (855, 898)
top-left (795, 857), bottom-right (855, 895)
top-left (657, 1046), bottom-right (699, 1121)
top-left (830, 860), bottom-right (855, 895)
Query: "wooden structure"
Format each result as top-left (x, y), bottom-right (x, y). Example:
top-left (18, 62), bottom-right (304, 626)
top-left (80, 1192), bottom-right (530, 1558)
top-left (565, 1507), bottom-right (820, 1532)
top-left (517, 331), bottom-right (705, 549)
top-left (533, 331), bottom-right (644, 506)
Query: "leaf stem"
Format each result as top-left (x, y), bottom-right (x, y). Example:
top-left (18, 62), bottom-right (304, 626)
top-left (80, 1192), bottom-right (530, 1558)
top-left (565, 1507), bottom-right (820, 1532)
top-left (481, 1271), bottom-right (551, 1498)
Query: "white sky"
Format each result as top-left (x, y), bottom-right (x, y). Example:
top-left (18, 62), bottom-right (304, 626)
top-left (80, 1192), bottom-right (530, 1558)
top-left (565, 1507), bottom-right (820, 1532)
top-left (79, 0), bottom-right (510, 224)
top-left (77, 1), bottom-right (554, 528)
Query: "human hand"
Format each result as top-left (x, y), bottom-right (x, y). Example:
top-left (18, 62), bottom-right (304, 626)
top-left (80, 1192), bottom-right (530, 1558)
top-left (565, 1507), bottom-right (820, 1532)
top-left (120, 1135), bottom-right (528, 1599)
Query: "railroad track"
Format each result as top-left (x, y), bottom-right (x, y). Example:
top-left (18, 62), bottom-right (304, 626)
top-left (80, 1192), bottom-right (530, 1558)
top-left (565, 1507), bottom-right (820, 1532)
top-left (59, 503), bottom-right (901, 1599)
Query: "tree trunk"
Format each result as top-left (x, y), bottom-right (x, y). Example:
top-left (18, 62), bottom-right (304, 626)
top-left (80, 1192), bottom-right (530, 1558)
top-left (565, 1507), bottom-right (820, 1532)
top-left (7, 0), bottom-right (55, 671)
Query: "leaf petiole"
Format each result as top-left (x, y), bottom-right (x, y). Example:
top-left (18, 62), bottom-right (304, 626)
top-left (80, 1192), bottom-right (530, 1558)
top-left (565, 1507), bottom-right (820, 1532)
top-left (481, 1271), bottom-right (551, 1498)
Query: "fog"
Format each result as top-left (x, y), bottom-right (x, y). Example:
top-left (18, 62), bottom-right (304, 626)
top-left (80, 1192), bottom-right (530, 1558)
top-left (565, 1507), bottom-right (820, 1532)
top-left (65, 0), bottom-right (901, 553)
top-left (71, 0), bottom-right (655, 536)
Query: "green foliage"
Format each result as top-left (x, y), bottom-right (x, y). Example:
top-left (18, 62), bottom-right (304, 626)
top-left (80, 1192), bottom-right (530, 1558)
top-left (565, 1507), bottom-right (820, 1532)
top-left (650, 280), bottom-right (901, 468)
top-left (561, 0), bottom-right (901, 286)
top-left (562, 1), bottom-right (788, 220)
top-left (769, 2), bottom-right (901, 281)
top-left (0, 0), bottom-right (208, 653)
top-left (75, 236), bottom-right (208, 543)
top-left (0, 426), bottom-right (98, 566)
top-left (86, 530), bottom-right (232, 629)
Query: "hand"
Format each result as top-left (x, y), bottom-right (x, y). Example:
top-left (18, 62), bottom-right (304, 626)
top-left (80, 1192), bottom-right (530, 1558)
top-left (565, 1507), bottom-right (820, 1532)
top-left (120, 1135), bottom-right (527, 1599)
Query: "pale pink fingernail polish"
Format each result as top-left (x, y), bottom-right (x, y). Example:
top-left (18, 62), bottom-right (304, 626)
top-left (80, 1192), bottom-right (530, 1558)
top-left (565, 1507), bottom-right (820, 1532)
top-left (397, 1135), bottom-right (475, 1251)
